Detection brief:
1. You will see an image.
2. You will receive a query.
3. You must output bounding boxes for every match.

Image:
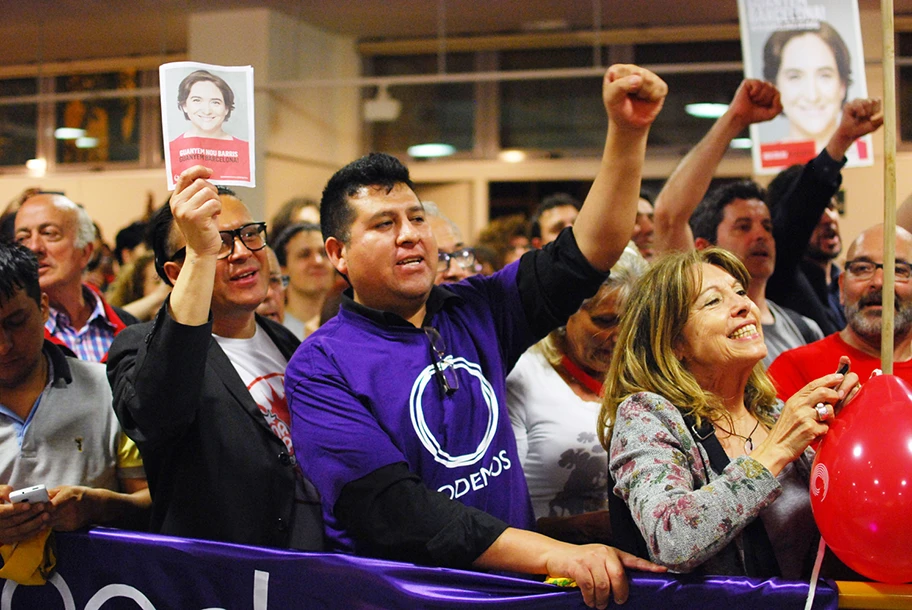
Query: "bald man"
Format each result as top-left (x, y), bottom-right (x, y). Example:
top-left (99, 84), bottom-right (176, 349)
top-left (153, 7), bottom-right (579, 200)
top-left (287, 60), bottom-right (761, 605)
top-left (14, 192), bottom-right (137, 361)
top-left (768, 224), bottom-right (912, 398)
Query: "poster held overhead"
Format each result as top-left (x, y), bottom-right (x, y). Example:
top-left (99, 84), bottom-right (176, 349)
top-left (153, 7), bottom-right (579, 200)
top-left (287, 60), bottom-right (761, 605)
top-left (737, 0), bottom-right (872, 174)
top-left (160, 61), bottom-right (255, 189)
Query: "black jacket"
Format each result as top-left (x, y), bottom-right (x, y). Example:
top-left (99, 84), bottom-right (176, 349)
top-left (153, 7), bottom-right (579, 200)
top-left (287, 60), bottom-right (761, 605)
top-left (107, 304), bottom-right (322, 549)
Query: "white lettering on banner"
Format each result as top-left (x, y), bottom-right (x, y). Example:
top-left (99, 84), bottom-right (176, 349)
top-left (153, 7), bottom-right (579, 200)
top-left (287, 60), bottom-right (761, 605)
top-left (0, 569), bottom-right (271, 610)
top-left (437, 450), bottom-right (512, 499)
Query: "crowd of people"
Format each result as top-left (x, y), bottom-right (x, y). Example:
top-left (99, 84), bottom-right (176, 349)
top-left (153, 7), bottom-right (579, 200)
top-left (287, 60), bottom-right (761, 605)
top-left (1, 60), bottom-right (908, 607)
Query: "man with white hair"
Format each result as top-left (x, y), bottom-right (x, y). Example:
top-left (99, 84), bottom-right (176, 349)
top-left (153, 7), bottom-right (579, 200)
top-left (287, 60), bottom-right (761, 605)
top-left (14, 192), bottom-right (137, 361)
top-left (424, 202), bottom-right (477, 285)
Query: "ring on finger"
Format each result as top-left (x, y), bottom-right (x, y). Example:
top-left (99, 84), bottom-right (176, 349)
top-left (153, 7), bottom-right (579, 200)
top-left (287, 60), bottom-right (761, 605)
top-left (814, 402), bottom-right (831, 422)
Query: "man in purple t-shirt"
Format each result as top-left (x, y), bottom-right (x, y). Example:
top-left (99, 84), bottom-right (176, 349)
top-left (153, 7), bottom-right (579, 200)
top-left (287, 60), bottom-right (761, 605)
top-left (286, 65), bottom-right (668, 609)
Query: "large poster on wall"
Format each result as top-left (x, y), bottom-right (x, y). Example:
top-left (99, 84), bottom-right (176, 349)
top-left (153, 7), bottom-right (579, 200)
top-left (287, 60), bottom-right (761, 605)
top-left (737, 0), bottom-right (872, 174)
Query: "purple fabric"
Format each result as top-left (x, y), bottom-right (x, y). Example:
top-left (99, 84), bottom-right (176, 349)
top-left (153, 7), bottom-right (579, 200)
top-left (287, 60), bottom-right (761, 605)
top-left (1, 529), bottom-right (838, 609)
top-left (286, 263), bottom-right (535, 550)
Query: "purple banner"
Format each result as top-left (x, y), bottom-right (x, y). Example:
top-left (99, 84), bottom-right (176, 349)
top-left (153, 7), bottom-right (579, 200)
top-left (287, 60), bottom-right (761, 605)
top-left (0, 528), bottom-right (838, 609)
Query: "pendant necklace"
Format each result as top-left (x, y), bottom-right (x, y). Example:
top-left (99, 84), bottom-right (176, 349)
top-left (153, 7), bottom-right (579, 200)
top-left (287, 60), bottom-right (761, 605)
top-left (728, 418), bottom-right (761, 453)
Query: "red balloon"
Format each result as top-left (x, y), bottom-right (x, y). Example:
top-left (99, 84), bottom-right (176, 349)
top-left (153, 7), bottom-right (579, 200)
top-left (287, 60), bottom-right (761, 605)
top-left (810, 374), bottom-right (912, 583)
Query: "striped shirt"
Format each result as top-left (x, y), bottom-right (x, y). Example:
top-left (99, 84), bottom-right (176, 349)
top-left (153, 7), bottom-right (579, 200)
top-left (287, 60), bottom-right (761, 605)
top-left (45, 286), bottom-right (117, 362)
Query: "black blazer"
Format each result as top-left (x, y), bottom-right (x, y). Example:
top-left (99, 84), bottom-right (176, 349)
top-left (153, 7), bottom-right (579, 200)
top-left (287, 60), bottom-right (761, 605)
top-left (107, 306), bottom-right (322, 549)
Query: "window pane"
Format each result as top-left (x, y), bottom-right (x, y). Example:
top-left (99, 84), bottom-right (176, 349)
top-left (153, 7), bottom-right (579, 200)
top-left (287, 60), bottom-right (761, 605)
top-left (55, 70), bottom-right (142, 164)
top-left (370, 54), bottom-right (475, 153)
top-left (647, 71), bottom-right (747, 147)
top-left (0, 78), bottom-right (38, 166)
top-left (500, 48), bottom-right (602, 152)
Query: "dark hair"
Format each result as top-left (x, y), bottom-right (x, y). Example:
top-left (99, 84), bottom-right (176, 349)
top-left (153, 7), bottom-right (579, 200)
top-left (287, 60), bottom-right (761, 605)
top-left (763, 22), bottom-right (851, 105)
top-left (274, 222), bottom-right (321, 266)
top-left (177, 70), bottom-right (236, 122)
top-left (150, 202), bottom-right (178, 287)
top-left (320, 152), bottom-right (415, 244)
top-left (529, 193), bottom-right (582, 240)
top-left (114, 221), bottom-right (148, 265)
top-left (639, 188), bottom-right (655, 206)
top-left (0, 241), bottom-right (41, 306)
top-left (689, 181), bottom-right (768, 244)
top-left (765, 164), bottom-right (805, 217)
top-left (269, 197), bottom-right (320, 248)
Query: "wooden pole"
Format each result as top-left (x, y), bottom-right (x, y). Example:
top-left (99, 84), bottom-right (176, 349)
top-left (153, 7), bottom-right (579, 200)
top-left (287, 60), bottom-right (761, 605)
top-left (882, 0), bottom-right (897, 374)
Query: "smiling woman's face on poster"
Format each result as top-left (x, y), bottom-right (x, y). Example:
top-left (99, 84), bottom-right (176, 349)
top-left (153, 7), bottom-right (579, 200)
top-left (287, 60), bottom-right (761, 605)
top-left (176, 70), bottom-right (236, 140)
top-left (763, 22), bottom-right (851, 150)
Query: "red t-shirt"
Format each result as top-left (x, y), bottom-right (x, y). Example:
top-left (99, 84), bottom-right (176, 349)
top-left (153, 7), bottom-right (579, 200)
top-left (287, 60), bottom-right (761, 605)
top-left (169, 134), bottom-right (251, 184)
top-left (767, 332), bottom-right (912, 399)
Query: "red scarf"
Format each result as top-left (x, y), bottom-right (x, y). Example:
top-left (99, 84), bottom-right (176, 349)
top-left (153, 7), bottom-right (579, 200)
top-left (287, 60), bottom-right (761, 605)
top-left (560, 355), bottom-right (605, 397)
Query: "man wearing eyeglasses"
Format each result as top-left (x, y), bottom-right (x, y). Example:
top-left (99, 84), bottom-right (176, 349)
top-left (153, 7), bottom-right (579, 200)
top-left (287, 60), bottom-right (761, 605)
top-left (106, 179), bottom-right (324, 551)
top-left (769, 224), bottom-right (912, 398)
top-left (286, 65), bottom-right (668, 610)
top-left (424, 202), bottom-right (476, 284)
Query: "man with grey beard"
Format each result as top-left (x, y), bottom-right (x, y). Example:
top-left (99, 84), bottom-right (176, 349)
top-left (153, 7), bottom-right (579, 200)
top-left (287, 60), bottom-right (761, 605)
top-left (768, 224), bottom-right (912, 398)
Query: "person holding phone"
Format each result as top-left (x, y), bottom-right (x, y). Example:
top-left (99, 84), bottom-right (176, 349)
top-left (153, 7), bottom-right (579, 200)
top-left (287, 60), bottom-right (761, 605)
top-left (0, 242), bottom-right (149, 544)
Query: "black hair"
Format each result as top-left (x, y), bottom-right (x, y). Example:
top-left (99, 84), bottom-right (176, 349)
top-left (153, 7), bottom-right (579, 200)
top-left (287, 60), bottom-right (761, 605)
top-left (689, 181), bottom-right (768, 244)
top-left (149, 202), bottom-right (178, 287)
top-left (639, 188), bottom-right (655, 206)
top-left (320, 152), bottom-right (415, 244)
top-left (529, 193), bottom-right (582, 240)
top-left (114, 221), bottom-right (148, 265)
top-left (0, 241), bottom-right (41, 306)
top-left (177, 70), bottom-right (236, 121)
top-left (273, 222), bottom-right (321, 267)
top-left (765, 164), bottom-right (805, 217)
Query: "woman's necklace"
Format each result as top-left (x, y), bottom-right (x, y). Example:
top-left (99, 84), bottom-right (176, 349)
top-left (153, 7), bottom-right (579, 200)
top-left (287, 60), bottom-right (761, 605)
top-left (559, 355), bottom-right (604, 397)
top-left (721, 418), bottom-right (761, 453)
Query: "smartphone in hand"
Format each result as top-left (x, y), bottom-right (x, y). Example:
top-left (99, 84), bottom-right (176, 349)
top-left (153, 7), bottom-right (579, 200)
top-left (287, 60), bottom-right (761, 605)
top-left (9, 485), bottom-right (49, 504)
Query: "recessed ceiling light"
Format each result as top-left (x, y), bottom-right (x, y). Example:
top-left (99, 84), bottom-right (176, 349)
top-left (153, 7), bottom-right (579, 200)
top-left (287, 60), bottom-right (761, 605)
top-left (75, 136), bottom-right (99, 149)
top-left (499, 150), bottom-right (526, 163)
top-left (407, 143), bottom-right (456, 158)
top-left (730, 138), bottom-right (753, 149)
top-left (54, 127), bottom-right (86, 139)
top-left (685, 103), bottom-right (729, 119)
top-left (26, 158), bottom-right (47, 176)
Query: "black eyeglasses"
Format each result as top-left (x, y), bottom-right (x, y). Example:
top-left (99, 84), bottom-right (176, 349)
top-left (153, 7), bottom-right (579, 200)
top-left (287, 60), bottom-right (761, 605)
top-left (170, 222), bottom-right (268, 262)
top-left (438, 247), bottom-right (476, 273)
top-left (845, 259), bottom-right (912, 282)
top-left (424, 326), bottom-right (458, 395)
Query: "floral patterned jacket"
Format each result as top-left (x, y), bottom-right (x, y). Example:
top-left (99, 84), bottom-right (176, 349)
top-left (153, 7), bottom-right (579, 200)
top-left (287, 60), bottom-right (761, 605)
top-left (610, 392), bottom-right (788, 574)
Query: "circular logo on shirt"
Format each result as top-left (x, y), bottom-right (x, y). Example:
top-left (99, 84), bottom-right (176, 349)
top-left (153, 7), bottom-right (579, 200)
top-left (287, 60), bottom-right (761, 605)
top-left (409, 357), bottom-right (498, 469)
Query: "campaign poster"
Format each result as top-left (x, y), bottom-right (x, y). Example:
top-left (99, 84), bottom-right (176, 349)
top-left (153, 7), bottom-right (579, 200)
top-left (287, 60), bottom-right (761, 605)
top-left (737, 0), bottom-right (872, 174)
top-left (160, 61), bottom-right (256, 189)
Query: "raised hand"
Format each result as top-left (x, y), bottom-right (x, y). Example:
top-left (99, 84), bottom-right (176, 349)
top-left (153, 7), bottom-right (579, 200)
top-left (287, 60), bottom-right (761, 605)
top-left (602, 64), bottom-right (667, 132)
top-left (170, 165), bottom-right (223, 259)
top-left (827, 98), bottom-right (884, 160)
top-left (727, 79), bottom-right (782, 129)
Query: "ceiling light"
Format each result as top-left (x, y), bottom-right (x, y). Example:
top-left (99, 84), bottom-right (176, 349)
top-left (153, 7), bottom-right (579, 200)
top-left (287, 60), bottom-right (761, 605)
top-left (54, 127), bottom-right (86, 139)
top-left (730, 138), bottom-right (753, 149)
top-left (499, 150), bottom-right (527, 163)
top-left (75, 136), bottom-right (99, 149)
top-left (363, 85), bottom-right (402, 122)
top-left (407, 143), bottom-right (456, 158)
top-left (26, 158), bottom-right (47, 176)
top-left (685, 103), bottom-right (729, 119)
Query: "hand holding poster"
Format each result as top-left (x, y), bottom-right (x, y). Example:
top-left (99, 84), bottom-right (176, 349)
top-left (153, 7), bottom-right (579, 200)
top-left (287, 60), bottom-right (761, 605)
top-left (160, 62), bottom-right (256, 189)
top-left (737, 0), bottom-right (872, 174)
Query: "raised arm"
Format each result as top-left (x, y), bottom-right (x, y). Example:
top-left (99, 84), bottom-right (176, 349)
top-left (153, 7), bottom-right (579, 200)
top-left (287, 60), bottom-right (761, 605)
top-left (825, 98), bottom-right (883, 162)
top-left (653, 80), bottom-right (781, 254)
top-left (574, 64), bottom-right (667, 272)
top-left (900, 191), bottom-right (912, 234)
top-left (167, 165), bottom-right (223, 326)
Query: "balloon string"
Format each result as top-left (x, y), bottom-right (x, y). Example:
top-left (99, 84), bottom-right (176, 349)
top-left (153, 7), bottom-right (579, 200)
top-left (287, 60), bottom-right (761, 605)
top-left (804, 537), bottom-right (827, 610)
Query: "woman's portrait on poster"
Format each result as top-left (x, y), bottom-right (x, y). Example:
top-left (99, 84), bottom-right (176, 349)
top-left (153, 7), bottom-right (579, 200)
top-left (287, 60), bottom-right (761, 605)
top-left (763, 21), bottom-right (851, 152)
top-left (168, 69), bottom-right (251, 184)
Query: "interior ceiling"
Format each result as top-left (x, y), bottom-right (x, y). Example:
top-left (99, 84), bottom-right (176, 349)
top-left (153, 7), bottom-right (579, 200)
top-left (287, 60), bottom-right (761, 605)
top-left (3, 0), bottom-right (911, 65)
